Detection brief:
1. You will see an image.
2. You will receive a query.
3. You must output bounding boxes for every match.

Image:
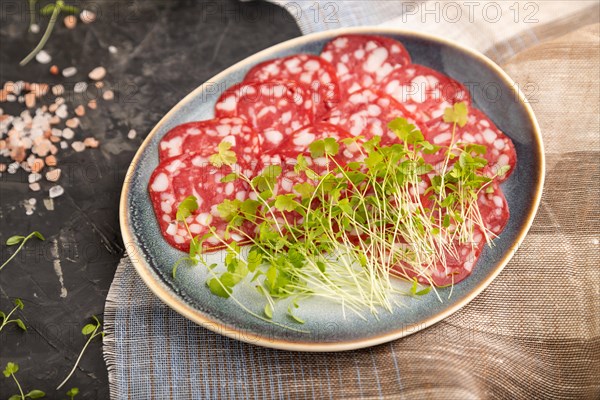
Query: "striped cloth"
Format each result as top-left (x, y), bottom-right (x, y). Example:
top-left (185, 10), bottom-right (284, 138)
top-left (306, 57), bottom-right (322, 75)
top-left (104, 2), bottom-right (600, 398)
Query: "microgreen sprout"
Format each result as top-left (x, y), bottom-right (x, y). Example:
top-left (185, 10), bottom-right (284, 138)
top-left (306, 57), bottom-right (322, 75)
top-left (66, 387), bottom-right (79, 399)
top-left (3, 362), bottom-right (46, 399)
top-left (20, 1), bottom-right (80, 66)
top-left (172, 103), bottom-right (503, 323)
top-left (0, 298), bottom-right (27, 332)
top-left (1, 231), bottom-right (45, 273)
top-left (56, 316), bottom-right (103, 390)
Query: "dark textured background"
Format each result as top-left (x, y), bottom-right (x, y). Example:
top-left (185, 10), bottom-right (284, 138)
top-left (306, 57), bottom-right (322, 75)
top-left (0, 1), bottom-right (300, 398)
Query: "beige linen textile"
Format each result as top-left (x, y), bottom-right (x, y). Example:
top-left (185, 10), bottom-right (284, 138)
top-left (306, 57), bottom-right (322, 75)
top-left (103, 19), bottom-right (600, 400)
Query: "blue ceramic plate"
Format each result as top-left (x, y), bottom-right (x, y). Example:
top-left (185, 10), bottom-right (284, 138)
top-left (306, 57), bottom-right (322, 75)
top-left (120, 27), bottom-right (544, 351)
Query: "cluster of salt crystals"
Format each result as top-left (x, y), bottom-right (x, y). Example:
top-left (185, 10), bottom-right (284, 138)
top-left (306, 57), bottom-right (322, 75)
top-left (0, 67), bottom-right (114, 214)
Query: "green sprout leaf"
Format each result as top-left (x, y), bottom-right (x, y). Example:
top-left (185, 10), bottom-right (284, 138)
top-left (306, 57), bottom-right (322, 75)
top-left (209, 141), bottom-right (237, 167)
top-left (287, 305), bottom-right (305, 324)
top-left (264, 303), bottom-right (273, 319)
top-left (39, 4), bottom-right (55, 15)
top-left (15, 319), bottom-right (27, 331)
top-left (388, 117), bottom-right (424, 144)
top-left (443, 102), bottom-right (469, 127)
top-left (216, 199), bottom-right (239, 221)
top-left (309, 138), bottom-right (339, 158)
top-left (176, 195), bottom-right (199, 222)
top-left (14, 298), bottom-right (24, 310)
top-left (221, 173), bottom-right (239, 183)
top-left (3, 362), bottom-right (18, 377)
top-left (274, 194), bottom-right (300, 212)
top-left (81, 324), bottom-right (96, 336)
top-left (293, 182), bottom-right (315, 199)
top-left (26, 389), bottom-right (46, 399)
top-left (207, 278), bottom-right (231, 298)
top-left (60, 5), bottom-right (79, 14)
top-left (6, 236), bottom-right (25, 246)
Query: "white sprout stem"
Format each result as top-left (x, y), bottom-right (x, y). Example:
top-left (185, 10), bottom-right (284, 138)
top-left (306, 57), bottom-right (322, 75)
top-left (56, 328), bottom-right (101, 390)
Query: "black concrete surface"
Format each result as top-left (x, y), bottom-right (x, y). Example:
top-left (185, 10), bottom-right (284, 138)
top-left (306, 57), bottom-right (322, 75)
top-left (0, 1), bottom-right (301, 398)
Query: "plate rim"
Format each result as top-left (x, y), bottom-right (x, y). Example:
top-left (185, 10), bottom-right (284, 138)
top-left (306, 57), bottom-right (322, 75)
top-left (119, 26), bottom-right (545, 352)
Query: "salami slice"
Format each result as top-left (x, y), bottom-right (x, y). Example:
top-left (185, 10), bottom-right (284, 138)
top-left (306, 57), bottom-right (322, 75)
top-left (244, 54), bottom-right (341, 117)
top-left (376, 64), bottom-right (471, 122)
top-left (214, 80), bottom-right (315, 152)
top-left (423, 108), bottom-right (517, 181)
top-left (322, 88), bottom-right (421, 145)
top-left (320, 34), bottom-right (411, 96)
top-left (158, 117), bottom-right (261, 165)
top-left (148, 153), bottom-right (254, 252)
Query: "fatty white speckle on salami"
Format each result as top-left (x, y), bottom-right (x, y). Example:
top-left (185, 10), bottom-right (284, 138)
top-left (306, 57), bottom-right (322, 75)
top-left (423, 108), bottom-right (517, 181)
top-left (214, 80), bottom-right (315, 152)
top-left (322, 88), bottom-right (421, 145)
top-left (320, 34), bottom-right (411, 96)
top-left (158, 117), bottom-right (261, 164)
top-left (376, 64), bottom-right (471, 122)
top-left (148, 153), bottom-right (254, 252)
top-left (244, 54), bottom-right (341, 117)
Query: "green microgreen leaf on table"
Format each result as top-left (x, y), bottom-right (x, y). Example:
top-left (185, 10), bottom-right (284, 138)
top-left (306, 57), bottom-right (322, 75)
top-left (1, 231), bottom-right (45, 273)
top-left (56, 316), bottom-right (104, 391)
top-left (0, 298), bottom-right (28, 333)
top-left (4, 361), bottom-right (45, 399)
top-left (66, 387), bottom-right (79, 399)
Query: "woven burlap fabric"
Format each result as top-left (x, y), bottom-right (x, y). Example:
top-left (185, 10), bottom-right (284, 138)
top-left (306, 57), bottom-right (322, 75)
top-left (103, 23), bottom-right (600, 400)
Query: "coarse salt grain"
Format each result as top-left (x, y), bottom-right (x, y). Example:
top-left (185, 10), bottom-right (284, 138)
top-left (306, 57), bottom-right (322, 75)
top-left (74, 105), bottom-right (85, 116)
top-left (25, 93), bottom-right (36, 108)
top-left (108, 46), bottom-right (117, 54)
top-left (44, 198), bottom-right (54, 211)
top-left (46, 169), bottom-right (61, 182)
top-left (31, 158), bottom-right (44, 172)
top-left (80, 10), bottom-right (96, 23)
top-left (65, 118), bottom-right (79, 128)
top-left (49, 185), bottom-right (64, 198)
top-left (28, 173), bottom-right (42, 183)
top-left (62, 128), bottom-right (75, 140)
top-left (36, 50), bottom-right (51, 64)
top-left (51, 84), bottom-right (64, 96)
top-left (64, 15), bottom-right (77, 29)
top-left (62, 67), bottom-right (77, 78)
top-left (45, 155), bottom-right (57, 166)
top-left (74, 82), bottom-right (88, 93)
top-left (102, 90), bottom-right (114, 101)
top-left (127, 129), bottom-right (137, 139)
top-left (71, 141), bottom-right (85, 152)
top-left (83, 137), bottom-right (99, 148)
top-left (29, 182), bottom-right (41, 191)
top-left (88, 67), bottom-right (106, 81)
top-left (55, 104), bottom-right (68, 119)
top-left (8, 162), bottom-right (19, 173)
